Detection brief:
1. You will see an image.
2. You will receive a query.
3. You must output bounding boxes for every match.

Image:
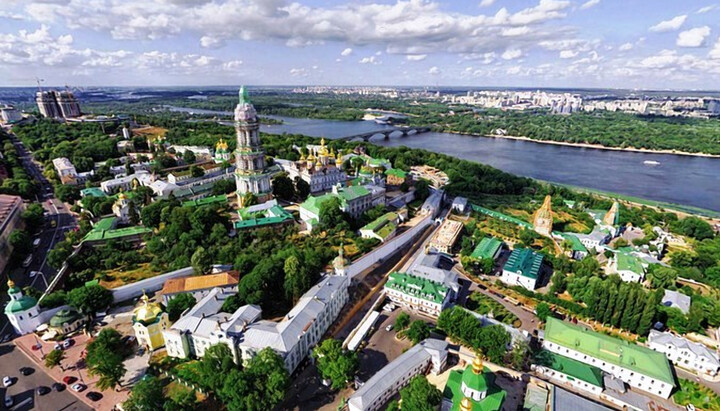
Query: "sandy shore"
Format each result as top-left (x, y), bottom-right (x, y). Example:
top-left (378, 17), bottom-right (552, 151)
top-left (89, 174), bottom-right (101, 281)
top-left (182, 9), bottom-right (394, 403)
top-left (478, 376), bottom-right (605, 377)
top-left (445, 131), bottom-right (720, 158)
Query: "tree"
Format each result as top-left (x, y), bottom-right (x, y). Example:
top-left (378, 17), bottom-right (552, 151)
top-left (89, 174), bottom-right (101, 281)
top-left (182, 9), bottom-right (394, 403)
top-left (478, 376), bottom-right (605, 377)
top-left (395, 312), bottom-right (411, 330)
top-left (166, 388), bottom-right (198, 411)
top-left (519, 229), bottom-right (539, 247)
top-left (55, 184), bottom-right (81, 203)
top-left (86, 328), bottom-right (128, 390)
top-left (167, 293), bottom-right (196, 321)
top-left (241, 192), bottom-right (257, 207)
top-left (218, 348), bottom-right (289, 411)
top-left (272, 173), bottom-right (295, 201)
top-left (535, 302), bottom-right (553, 322)
top-left (318, 197), bottom-right (347, 230)
top-left (45, 349), bottom-right (65, 369)
top-left (283, 254), bottom-right (310, 302)
top-left (212, 178), bottom-right (236, 196)
top-left (404, 320), bottom-right (431, 344)
top-left (191, 246), bottom-right (212, 275)
top-left (549, 272), bottom-right (567, 294)
top-left (199, 344), bottom-right (239, 392)
top-left (22, 203), bottom-right (45, 233)
top-left (646, 266), bottom-right (678, 289)
top-left (183, 149), bottom-right (196, 164)
top-left (190, 165), bottom-right (204, 178)
top-left (67, 284), bottom-right (113, 316)
top-left (414, 179), bottom-right (431, 200)
top-left (313, 339), bottom-right (359, 390)
top-left (39, 290), bottom-right (67, 308)
top-left (673, 217), bottom-right (714, 240)
top-left (637, 290), bottom-right (661, 335)
top-left (124, 375), bottom-right (165, 411)
top-left (91, 352), bottom-right (126, 390)
top-left (510, 339), bottom-right (531, 371)
top-left (8, 229), bottom-right (32, 255)
top-left (294, 177), bottom-right (310, 201)
top-left (128, 200), bottom-right (140, 226)
top-left (398, 376), bottom-right (442, 411)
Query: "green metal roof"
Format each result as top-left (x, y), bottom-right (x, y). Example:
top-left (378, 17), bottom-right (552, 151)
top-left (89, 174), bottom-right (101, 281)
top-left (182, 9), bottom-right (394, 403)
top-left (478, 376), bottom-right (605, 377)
top-left (49, 308), bottom-right (83, 327)
top-left (471, 205), bottom-right (533, 229)
top-left (562, 234), bottom-right (588, 253)
top-left (337, 185), bottom-right (370, 201)
top-left (93, 217), bottom-right (117, 231)
top-left (234, 205), bottom-right (294, 229)
top-left (461, 367), bottom-right (491, 393)
top-left (300, 193), bottom-right (335, 216)
top-left (80, 187), bottom-right (106, 198)
top-left (503, 248), bottom-right (543, 279)
top-left (543, 350), bottom-right (604, 387)
top-left (471, 237), bottom-right (503, 260)
top-left (5, 296), bottom-right (38, 314)
top-left (182, 195), bottom-right (228, 208)
top-left (385, 271), bottom-right (448, 304)
top-left (385, 168), bottom-right (408, 178)
top-left (443, 367), bottom-right (505, 411)
top-left (300, 186), bottom-right (370, 216)
top-left (616, 253), bottom-right (644, 275)
top-left (361, 212), bottom-right (398, 232)
top-left (83, 225), bottom-right (153, 242)
top-left (544, 318), bottom-right (674, 385)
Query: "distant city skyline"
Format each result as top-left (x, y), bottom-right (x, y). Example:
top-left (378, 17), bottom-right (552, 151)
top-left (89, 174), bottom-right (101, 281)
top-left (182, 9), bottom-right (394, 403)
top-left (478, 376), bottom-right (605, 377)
top-left (1, 0), bottom-right (720, 89)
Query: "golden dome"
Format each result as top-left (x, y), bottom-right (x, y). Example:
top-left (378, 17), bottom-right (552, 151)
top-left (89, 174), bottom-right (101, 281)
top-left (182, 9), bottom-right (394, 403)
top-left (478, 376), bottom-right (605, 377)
top-left (117, 191), bottom-right (127, 201)
top-left (7, 279), bottom-right (15, 289)
top-left (460, 397), bottom-right (473, 411)
top-left (307, 152), bottom-right (316, 161)
top-left (300, 151), bottom-right (306, 161)
top-left (133, 293), bottom-right (163, 324)
top-left (216, 138), bottom-right (228, 151)
top-left (472, 355), bottom-right (483, 374)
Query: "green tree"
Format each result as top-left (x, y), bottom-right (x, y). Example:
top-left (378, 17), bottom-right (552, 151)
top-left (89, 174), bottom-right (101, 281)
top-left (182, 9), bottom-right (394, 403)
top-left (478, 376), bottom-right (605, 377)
top-left (86, 328), bottom-right (129, 390)
top-left (39, 290), bottom-right (67, 308)
top-left (167, 293), bottom-right (196, 321)
top-left (183, 149), bottom-right (196, 164)
top-left (283, 254), bottom-right (310, 302)
top-left (218, 348), bottom-right (290, 411)
top-left (124, 375), bottom-right (165, 411)
top-left (55, 183), bottom-right (81, 203)
top-left (404, 320), bottom-right (431, 344)
top-left (395, 312), bottom-right (411, 330)
top-left (637, 290), bottom-right (661, 335)
top-left (294, 177), bottom-right (310, 201)
top-left (549, 272), bottom-right (567, 294)
top-left (646, 266), bottom-right (678, 289)
top-left (535, 302), bottom-right (553, 322)
top-left (128, 200), bottom-right (140, 226)
top-left (272, 173), bottom-right (295, 201)
top-left (22, 203), bottom-right (45, 233)
top-left (199, 343), bottom-right (239, 392)
top-left (8, 229), bottom-right (32, 255)
top-left (398, 375), bottom-right (442, 411)
top-left (318, 197), bottom-right (347, 230)
top-left (67, 284), bottom-right (112, 316)
top-left (166, 388), bottom-right (198, 411)
top-left (44, 349), bottom-right (65, 369)
top-left (191, 246), bottom-right (212, 275)
top-left (510, 339), bottom-right (531, 371)
top-left (414, 179), bottom-right (431, 201)
top-left (313, 339), bottom-right (359, 390)
top-left (190, 165), bottom-right (204, 178)
top-left (241, 192), bottom-right (257, 207)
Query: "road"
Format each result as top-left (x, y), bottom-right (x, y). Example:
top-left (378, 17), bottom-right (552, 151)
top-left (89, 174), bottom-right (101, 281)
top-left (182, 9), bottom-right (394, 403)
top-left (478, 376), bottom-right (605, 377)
top-left (1, 127), bottom-right (77, 341)
top-left (0, 342), bottom-right (91, 411)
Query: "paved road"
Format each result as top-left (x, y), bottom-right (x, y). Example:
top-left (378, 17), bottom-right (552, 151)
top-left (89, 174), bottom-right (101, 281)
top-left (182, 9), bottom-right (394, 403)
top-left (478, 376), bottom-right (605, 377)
top-left (0, 342), bottom-right (91, 411)
top-left (1, 128), bottom-right (77, 341)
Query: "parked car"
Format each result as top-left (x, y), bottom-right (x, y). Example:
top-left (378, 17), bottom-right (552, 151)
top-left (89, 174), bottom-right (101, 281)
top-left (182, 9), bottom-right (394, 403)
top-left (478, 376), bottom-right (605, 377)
top-left (31, 343), bottom-right (41, 351)
top-left (29, 271), bottom-right (41, 278)
top-left (19, 367), bottom-right (33, 376)
top-left (36, 386), bottom-right (50, 396)
top-left (52, 382), bottom-right (66, 392)
top-left (62, 338), bottom-right (74, 349)
top-left (62, 376), bottom-right (77, 385)
top-left (32, 237), bottom-right (41, 248)
top-left (54, 343), bottom-right (62, 350)
top-left (71, 383), bottom-right (86, 392)
top-left (2, 376), bottom-right (12, 387)
top-left (86, 392), bottom-right (103, 401)
top-left (22, 255), bottom-right (33, 268)
top-left (4, 395), bottom-right (12, 408)
top-left (385, 324), bottom-right (394, 332)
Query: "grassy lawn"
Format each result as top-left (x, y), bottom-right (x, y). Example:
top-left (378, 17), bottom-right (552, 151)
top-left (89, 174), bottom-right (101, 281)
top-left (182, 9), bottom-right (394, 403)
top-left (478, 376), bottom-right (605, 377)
top-left (98, 263), bottom-right (160, 288)
top-left (465, 292), bottom-right (521, 327)
top-left (673, 378), bottom-right (720, 410)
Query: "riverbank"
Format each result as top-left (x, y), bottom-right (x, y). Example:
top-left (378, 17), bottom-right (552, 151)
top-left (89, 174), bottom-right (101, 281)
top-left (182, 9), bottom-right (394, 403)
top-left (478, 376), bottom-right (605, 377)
top-left (442, 131), bottom-right (720, 158)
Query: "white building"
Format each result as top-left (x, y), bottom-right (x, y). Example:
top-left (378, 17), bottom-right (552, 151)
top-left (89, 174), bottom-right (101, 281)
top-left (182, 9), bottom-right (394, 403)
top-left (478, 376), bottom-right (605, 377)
top-left (100, 170), bottom-right (153, 194)
top-left (500, 248), bottom-right (543, 291)
top-left (607, 252), bottom-right (645, 283)
top-left (661, 290), bottom-right (691, 314)
top-left (4, 279), bottom-right (41, 335)
top-left (0, 105), bottom-right (22, 124)
top-left (112, 192), bottom-right (132, 223)
top-left (543, 318), bottom-right (675, 399)
top-left (348, 339), bottom-right (448, 411)
top-left (648, 330), bottom-right (720, 377)
top-left (169, 145), bottom-right (213, 160)
top-left (52, 157), bottom-right (78, 185)
top-left (420, 189), bottom-right (443, 218)
top-left (280, 141), bottom-right (348, 193)
top-left (148, 179), bottom-right (180, 198)
top-left (451, 197), bottom-right (468, 214)
top-left (164, 273), bottom-right (350, 374)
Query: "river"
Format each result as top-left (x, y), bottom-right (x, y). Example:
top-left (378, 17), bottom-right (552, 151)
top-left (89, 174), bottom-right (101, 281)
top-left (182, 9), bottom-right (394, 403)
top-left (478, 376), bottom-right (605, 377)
top-left (166, 106), bottom-right (720, 212)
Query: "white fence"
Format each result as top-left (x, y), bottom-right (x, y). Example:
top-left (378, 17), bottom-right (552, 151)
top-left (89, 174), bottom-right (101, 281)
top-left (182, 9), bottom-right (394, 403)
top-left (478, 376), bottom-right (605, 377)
top-left (346, 215), bottom-right (432, 279)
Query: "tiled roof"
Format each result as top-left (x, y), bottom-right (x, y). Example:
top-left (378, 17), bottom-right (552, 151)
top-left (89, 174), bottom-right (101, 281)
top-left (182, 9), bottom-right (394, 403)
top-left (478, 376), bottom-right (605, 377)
top-left (544, 318), bottom-right (674, 385)
top-left (161, 271), bottom-right (240, 295)
top-left (503, 248), bottom-right (543, 279)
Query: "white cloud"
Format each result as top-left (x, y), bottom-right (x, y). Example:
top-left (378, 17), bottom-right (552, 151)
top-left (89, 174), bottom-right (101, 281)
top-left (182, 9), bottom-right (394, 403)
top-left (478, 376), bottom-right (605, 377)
top-left (428, 66), bottom-right (441, 75)
top-left (580, 0), bottom-right (600, 10)
top-left (501, 48), bottom-right (523, 60)
top-left (559, 50), bottom-right (578, 58)
top-left (406, 54), bottom-right (427, 61)
top-left (710, 37), bottom-right (720, 59)
top-left (649, 15), bottom-right (687, 32)
top-left (200, 35), bottom-right (224, 49)
top-left (340, 48), bottom-right (352, 56)
top-left (676, 26), bottom-right (711, 47)
top-left (618, 42), bottom-right (633, 51)
top-left (479, 0), bottom-right (495, 7)
top-left (289, 68), bottom-right (308, 77)
top-left (359, 56), bottom-right (379, 64)
top-left (697, 5), bottom-right (716, 14)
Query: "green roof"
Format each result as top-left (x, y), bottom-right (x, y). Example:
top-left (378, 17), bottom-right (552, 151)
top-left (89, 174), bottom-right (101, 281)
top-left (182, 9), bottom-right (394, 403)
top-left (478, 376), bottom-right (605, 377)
top-left (234, 205), bottom-right (294, 229)
top-left (461, 367), bottom-right (491, 393)
top-left (503, 248), bottom-right (543, 279)
top-left (337, 185), bottom-right (370, 202)
top-left (182, 195), bottom-right (228, 208)
top-left (385, 271), bottom-right (448, 304)
top-left (443, 367), bottom-right (505, 411)
top-left (562, 234), bottom-right (588, 253)
top-left (617, 253), bottom-right (644, 275)
top-left (83, 225), bottom-right (153, 242)
top-left (300, 186), bottom-right (370, 216)
top-left (385, 168), bottom-right (408, 178)
top-left (93, 217), bottom-right (117, 231)
top-left (5, 296), bottom-right (38, 314)
top-left (49, 308), bottom-right (83, 327)
top-left (360, 212), bottom-right (399, 239)
top-left (542, 350), bottom-right (604, 387)
top-left (471, 237), bottom-right (503, 260)
top-left (81, 187), bottom-right (106, 198)
top-left (544, 318), bottom-right (675, 385)
top-left (471, 205), bottom-right (533, 229)
top-left (300, 193), bottom-right (335, 216)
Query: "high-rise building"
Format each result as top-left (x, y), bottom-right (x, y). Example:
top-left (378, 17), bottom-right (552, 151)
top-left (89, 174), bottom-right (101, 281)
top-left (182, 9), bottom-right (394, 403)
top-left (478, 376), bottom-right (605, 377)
top-left (35, 90), bottom-right (81, 119)
top-left (0, 105), bottom-right (22, 124)
top-left (708, 99), bottom-right (720, 115)
top-left (234, 86), bottom-right (272, 206)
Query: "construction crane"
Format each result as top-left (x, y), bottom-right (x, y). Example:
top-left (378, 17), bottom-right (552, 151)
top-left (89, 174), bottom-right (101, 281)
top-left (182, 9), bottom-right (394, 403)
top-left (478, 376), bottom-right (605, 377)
top-left (35, 77), bottom-right (44, 92)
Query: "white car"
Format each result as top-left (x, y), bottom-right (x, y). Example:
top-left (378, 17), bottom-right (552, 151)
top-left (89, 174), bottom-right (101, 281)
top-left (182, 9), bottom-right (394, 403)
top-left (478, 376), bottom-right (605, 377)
top-left (29, 271), bottom-right (41, 278)
top-left (385, 324), bottom-right (394, 332)
top-left (33, 238), bottom-right (41, 247)
top-left (22, 255), bottom-right (33, 268)
top-left (71, 383), bottom-right (86, 392)
top-left (2, 376), bottom-right (12, 387)
top-left (4, 395), bottom-right (12, 408)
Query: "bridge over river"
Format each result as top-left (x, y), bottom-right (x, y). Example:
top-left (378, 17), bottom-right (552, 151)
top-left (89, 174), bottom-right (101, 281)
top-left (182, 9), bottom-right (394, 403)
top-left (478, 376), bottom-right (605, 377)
top-left (335, 126), bottom-right (431, 142)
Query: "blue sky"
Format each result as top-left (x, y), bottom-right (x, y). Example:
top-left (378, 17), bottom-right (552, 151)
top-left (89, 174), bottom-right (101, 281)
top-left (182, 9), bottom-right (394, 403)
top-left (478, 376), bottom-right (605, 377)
top-left (1, 0), bottom-right (720, 89)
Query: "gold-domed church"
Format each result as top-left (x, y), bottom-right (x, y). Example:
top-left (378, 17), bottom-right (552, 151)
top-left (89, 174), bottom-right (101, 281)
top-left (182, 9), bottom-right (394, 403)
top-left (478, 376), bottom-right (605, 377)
top-left (284, 138), bottom-right (348, 193)
top-left (132, 293), bottom-right (170, 351)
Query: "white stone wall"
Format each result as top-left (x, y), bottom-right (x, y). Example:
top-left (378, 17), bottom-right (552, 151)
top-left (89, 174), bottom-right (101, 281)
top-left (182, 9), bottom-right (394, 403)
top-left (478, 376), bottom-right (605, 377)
top-left (500, 270), bottom-right (537, 291)
top-left (543, 340), bottom-right (674, 399)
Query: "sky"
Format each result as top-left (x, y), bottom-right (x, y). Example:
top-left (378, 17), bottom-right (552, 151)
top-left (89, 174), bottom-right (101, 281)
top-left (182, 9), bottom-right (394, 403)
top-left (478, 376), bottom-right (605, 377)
top-left (1, 0), bottom-right (720, 89)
